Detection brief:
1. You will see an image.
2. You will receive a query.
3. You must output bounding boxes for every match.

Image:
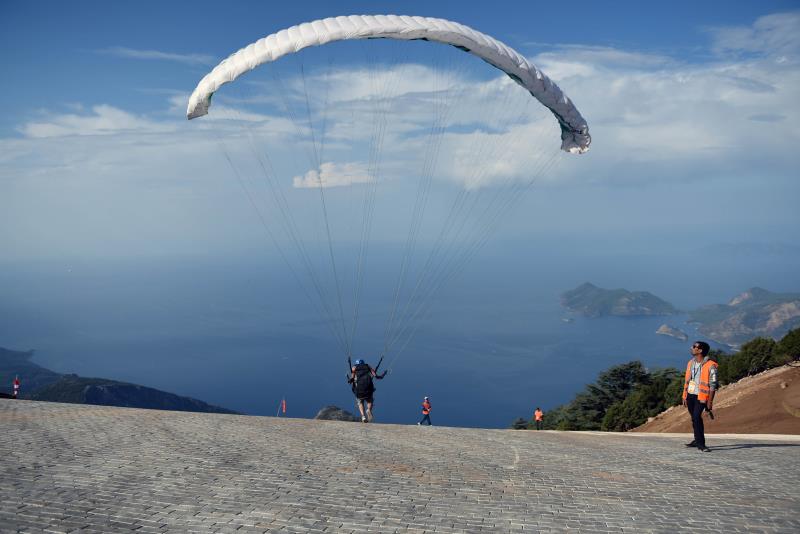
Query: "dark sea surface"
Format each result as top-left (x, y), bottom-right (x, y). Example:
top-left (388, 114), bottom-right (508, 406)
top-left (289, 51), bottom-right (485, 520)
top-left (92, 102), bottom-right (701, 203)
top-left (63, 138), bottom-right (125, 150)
top-left (2, 240), bottom-right (798, 428)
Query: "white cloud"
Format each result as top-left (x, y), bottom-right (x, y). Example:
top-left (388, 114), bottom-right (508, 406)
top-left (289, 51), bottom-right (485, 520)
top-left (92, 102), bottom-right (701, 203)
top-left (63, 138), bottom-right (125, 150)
top-left (707, 11), bottom-right (800, 58)
top-left (292, 162), bottom-right (373, 188)
top-left (18, 105), bottom-right (174, 138)
top-left (527, 44), bottom-right (676, 69)
top-left (101, 46), bottom-right (216, 66)
top-left (244, 64), bottom-right (560, 190)
top-left (528, 12), bottom-right (800, 177)
top-left (318, 64), bottom-right (464, 104)
top-left (168, 93), bottom-right (270, 123)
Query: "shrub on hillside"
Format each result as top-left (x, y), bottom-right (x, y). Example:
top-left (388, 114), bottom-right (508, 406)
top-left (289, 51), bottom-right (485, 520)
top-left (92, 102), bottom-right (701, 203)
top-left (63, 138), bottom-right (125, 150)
top-left (540, 404), bottom-right (571, 430)
top-left (601, 368), bottom-right (681, 431)
top-left (717, 338), bottom-right (776, 385)
top-left (537, 361), bottom-right (651, 431)
top-left (663, 371), bottom-right (685, 407)
top-left (774, 328), bottom-right (800, 366)
top-left (511, 417), bottom-right (530, 430)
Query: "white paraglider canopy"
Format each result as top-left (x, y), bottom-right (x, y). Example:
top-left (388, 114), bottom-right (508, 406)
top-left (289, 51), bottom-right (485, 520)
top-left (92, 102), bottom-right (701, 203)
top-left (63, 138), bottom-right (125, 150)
top-left (187, 14), bottom-right (590, 153)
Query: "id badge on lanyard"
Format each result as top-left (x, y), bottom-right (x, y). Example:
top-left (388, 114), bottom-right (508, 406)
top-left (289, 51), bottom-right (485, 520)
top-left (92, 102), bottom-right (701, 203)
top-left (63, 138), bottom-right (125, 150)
top-left (687, 380), bottom-right (699, 395)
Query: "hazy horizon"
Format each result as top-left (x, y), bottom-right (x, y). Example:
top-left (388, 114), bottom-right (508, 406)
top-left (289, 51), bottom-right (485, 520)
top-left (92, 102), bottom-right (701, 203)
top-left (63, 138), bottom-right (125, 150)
top-left (3, 238), bottom-right (798, 427)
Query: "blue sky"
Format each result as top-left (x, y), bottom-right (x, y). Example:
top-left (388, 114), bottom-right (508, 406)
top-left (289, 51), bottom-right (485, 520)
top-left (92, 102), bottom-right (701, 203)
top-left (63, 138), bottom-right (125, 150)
top-left (1, 0), bottom-right (799, 262)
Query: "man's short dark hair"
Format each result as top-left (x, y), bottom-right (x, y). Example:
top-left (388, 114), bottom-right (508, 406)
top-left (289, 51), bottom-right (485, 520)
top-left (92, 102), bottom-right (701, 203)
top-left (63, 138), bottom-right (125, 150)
top-left (694, 341), bottom-right (710, 356)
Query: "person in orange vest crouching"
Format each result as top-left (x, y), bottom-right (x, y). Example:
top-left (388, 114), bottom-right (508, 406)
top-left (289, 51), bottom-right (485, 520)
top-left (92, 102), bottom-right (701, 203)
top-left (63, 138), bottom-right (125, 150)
top-left (417, 396), bottom-right (432, 426)
top-left (682, 341), bottom-right (718, 452)
top-left (533, 407), bottom-right (544, 430)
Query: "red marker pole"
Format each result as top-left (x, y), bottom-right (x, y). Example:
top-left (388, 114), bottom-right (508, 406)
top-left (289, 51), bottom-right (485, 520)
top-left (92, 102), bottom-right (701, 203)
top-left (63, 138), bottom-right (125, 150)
top-left (13, 376), bottom-right (20, 399)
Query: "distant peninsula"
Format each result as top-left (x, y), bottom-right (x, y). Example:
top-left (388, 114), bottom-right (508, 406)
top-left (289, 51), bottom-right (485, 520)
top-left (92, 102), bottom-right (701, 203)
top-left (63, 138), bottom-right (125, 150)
top-left (0, 347), bottom-right (238, 414)
top-left (689, 287), bottom-right (800, 346)
top-left (656, 324), bottom-right (689, 341)
top-left (561, 282), bottom-right (678, 318)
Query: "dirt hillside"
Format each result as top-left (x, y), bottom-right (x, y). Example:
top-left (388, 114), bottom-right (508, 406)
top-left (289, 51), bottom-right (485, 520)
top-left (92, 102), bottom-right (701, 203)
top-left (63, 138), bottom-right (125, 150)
top-left (633, 364), bottom-right (800, 434)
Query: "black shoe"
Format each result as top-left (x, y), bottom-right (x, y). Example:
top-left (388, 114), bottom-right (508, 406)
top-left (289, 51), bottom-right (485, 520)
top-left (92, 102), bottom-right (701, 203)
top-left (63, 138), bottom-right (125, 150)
top-left (698, 446), bottom-right (711, 452)
top-left (685, 441), bottom-right (697, 447)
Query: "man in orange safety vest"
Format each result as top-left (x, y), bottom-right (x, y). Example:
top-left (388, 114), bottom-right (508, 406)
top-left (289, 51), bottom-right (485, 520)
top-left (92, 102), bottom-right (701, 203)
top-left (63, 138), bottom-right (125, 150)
top-left (682, 341), bottom-right (718, 452)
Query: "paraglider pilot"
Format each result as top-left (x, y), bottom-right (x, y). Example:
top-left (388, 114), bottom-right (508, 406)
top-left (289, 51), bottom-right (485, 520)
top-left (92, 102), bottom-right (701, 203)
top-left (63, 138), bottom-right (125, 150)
top-left (348, 358), bottom-right (387, 423)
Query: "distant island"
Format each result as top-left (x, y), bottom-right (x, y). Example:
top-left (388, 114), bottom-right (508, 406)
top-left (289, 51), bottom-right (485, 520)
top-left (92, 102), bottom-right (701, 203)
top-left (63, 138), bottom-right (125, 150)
top-left (0, 347), bottom-right (238, 414)
top-left (689, 287), bottom-right (800, 346)
top-left (561, 282), bottom-right (678, 318)
top-left (656, 324), bottom-right (689, 341)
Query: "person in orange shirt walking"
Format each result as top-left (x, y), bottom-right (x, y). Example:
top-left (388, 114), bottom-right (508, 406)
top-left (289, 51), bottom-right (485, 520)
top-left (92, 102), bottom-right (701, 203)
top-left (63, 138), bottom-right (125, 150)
top-left (533, 407), bottom-right (544, 430)
top-left (417, 396), bottom-right (432, 426)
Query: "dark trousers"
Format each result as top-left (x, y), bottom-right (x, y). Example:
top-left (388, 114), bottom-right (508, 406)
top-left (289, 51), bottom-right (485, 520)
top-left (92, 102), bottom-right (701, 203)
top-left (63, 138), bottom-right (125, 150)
top-left (419, 413), bottom-right (431, 425)
top-left (686, 394), bottom-right (706, 447)
top-left (535, 420), bottom-right (543, 430)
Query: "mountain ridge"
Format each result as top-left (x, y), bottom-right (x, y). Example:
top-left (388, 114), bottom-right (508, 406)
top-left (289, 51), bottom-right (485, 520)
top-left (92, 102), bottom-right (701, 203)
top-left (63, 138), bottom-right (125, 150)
top-left (0, 347), bottom-right (238, 414)
top-left (689, 287), bottom-right (800, 346)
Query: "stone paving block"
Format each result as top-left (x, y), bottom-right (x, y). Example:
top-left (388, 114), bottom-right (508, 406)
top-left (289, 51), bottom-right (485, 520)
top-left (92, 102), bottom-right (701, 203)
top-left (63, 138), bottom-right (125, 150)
top-left (2, 399), bottom-right (799, 533)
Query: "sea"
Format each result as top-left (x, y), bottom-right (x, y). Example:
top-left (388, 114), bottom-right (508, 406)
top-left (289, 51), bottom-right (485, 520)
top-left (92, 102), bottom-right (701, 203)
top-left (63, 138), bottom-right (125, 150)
top-left (2, 240), bottom-right (798, 428)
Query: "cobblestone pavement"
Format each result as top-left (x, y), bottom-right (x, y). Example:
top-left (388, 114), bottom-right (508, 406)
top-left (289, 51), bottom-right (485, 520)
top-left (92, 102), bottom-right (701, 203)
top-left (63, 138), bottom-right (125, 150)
top-left (2, 399), bottom-right (799, 533)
